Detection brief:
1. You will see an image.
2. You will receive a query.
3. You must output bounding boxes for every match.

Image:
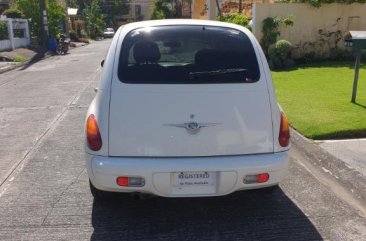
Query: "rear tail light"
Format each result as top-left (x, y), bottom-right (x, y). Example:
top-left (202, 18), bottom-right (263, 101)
top-left (117, 176), bottom-right (145, 187)
top-left (256, 173), bottom-right (270, 183)
top-left (243, 173), bottom-right (270, 184)
top-left (279, 112), bottom-right (290, 147)
top-left (86, 114), bottom-right (102, 151)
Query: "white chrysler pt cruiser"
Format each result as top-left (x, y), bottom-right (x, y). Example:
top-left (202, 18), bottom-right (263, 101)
top-left (85, 19), bottom-right (290, 199)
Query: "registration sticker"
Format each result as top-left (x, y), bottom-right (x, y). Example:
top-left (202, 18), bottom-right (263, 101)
top-left (172, 171), bottom-right (216, 195)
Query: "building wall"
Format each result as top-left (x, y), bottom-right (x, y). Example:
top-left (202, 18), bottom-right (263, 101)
top-left (252, 3), bottom-right (366, 58)
top-left (192, 0), bottom-right (209, 19)
top-left (130, 0), bottom-right (152, 20)
top-left (191, 0), bottom-right (222, 20)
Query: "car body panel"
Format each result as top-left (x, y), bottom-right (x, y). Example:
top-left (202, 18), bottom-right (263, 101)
top-left (85, 19), bottom-right (290, 197)
top-left (108, 83), bottom-right (274, 157)
top-left (87, 152), bottom-right (288, 197)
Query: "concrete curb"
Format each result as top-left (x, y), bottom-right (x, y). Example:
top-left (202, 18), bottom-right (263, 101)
top-left (291, 128), bottom-right (366, 205)
top-left (0, 62), bottom-right (23, 73)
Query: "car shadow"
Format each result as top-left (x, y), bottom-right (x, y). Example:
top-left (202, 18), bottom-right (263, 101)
top-left (91, 188), bottom-right (322, 241)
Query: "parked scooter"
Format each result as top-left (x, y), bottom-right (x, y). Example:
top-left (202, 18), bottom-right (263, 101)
top-left (56, 34), bottom-right (70, 55)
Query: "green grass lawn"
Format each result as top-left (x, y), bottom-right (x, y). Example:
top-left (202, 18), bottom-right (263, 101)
top-left (272, 62), bottom-right (366, 140)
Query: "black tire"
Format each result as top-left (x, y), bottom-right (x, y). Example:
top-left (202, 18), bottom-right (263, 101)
top-left (62, 47), bottom-right (68, 54)
top-left (89, 180), bottom-right (114, 200)
top-left (56, 47), bottom-right (62, 55)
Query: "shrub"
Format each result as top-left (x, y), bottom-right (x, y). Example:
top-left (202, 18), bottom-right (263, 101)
top-left (217, 13), bottom-right (251, 30)
top-left (261, 15), bottom-right (294, 56)
top-left (3, 8), bottom-right (24, 18)
top-left (80, 29), bottom-right (88, 38)
top-left (69, 30), bottom-right (78, 41)
top-left (261, 17), bottom-right (281, 54)
top-left (0, 21), bottom-right (8, 40)
top-left (268, 44), bottom-right (277, 59)
top-left (268, 39), bottom-right (294, 69)
top-left (276, 40), bottom-right (292, 60)
top-left (13, 55), bottom-right (26, 62)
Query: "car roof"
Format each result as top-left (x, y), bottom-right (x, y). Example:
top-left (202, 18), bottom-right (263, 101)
top-left (118, 19), bottom-right (251, 34)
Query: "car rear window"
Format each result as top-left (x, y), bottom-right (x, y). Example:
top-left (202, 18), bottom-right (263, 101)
top-left (118, 25), bottom-right (260, 84)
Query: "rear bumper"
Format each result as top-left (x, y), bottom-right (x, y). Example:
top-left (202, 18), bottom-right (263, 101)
top-left (103, 34), bottom-right (114, 38)
top-left (86, 152), bottom-right (288, 197)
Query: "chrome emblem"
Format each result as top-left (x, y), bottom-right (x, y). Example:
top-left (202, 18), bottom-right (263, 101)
top-left (164, 122), bottom-right (221, 134)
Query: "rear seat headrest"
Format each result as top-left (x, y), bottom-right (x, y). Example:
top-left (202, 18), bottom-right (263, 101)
top-left (133, 41), bottom-right (161, 64)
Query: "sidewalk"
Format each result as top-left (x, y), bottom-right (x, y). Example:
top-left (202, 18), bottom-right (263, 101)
top-left (319, 138), bottom-right (366, 176)
top-left (0, 42), bottom-right (88, 74)
top-left (0, 48), bottom-right (41, 73)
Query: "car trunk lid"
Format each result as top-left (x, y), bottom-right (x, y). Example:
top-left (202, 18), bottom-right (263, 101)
top-left (108, 83), bottom-right (274, 157)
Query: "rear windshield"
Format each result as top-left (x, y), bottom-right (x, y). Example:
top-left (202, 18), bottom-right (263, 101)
top-left (118, 25), bottom-right (260, 84)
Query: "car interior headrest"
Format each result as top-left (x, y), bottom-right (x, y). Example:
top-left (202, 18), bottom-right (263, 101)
top-left (133, 41), bottom-right (161, 64)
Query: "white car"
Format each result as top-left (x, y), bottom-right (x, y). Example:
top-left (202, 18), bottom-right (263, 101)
top-left (85, 19), bottom-right (290, 199)
top-left (103, 28), bottom-right (115, 38)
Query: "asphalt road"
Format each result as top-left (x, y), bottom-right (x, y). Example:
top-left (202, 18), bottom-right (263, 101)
top-left (0, 39), bottom-right (365, 241)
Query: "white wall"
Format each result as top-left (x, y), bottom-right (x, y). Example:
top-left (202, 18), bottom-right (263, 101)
top-left (0, 18), bottom-right (30, 51)
top-left (253, 3), bottom-right (366, 58)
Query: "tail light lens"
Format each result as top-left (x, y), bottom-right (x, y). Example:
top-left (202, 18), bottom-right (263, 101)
top-left (256, 173), bottom-right (270, 183)
top-left (86, 114), bottom-right (102, 151)
top-left (279, 112), bottom-right (290, 147)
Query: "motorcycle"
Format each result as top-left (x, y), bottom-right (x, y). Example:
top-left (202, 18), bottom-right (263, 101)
top-left (56, 35), bottom-right (70, 55)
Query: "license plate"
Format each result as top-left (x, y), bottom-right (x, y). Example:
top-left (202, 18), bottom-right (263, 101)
top-left (172, 171), bottom-right (216, 195)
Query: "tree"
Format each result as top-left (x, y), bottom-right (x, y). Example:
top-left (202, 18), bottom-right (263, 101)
top-left (151, 0), bottom-right (193, 19)
top-left (103, 0), bottom-right (130, 27)
top-left (66, 0), bottom-right (79, 8)
top-left (151, 0), bottom-right (174, 19)
top-left (47, 0), bottom-right (66, 37)
top-left (3, 8), bottom-right (24, 18)
top-left (217, 13), bottom-right (250, 29)
top-left (13, 0), bottom-right (41, 41)
top-left (12, 0), bottom-right (65, 42)
top-left (83, 0), bottom-right (105, 38)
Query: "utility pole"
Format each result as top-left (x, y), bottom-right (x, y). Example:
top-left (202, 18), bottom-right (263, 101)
top-left (40, 0), bottom-right (49, 47)
top-left (215, 0), bottom-right (221, 17)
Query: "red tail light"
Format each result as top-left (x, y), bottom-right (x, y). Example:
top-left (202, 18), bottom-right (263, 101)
top-left (279, 112), bottom-right (290, 147)
top-left (86, 114), bottom-right (102, 151)
top-left (116, 177), bottom-right (129, 187)
top-left (256, 173), bottom-right (270, 183)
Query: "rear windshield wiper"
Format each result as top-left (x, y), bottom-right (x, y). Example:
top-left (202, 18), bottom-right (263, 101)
top-left (189, 68), bottom-right (247, 79)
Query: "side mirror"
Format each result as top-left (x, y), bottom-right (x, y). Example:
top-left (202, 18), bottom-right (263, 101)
top-left (101, 59), bottom-right (105, 67)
